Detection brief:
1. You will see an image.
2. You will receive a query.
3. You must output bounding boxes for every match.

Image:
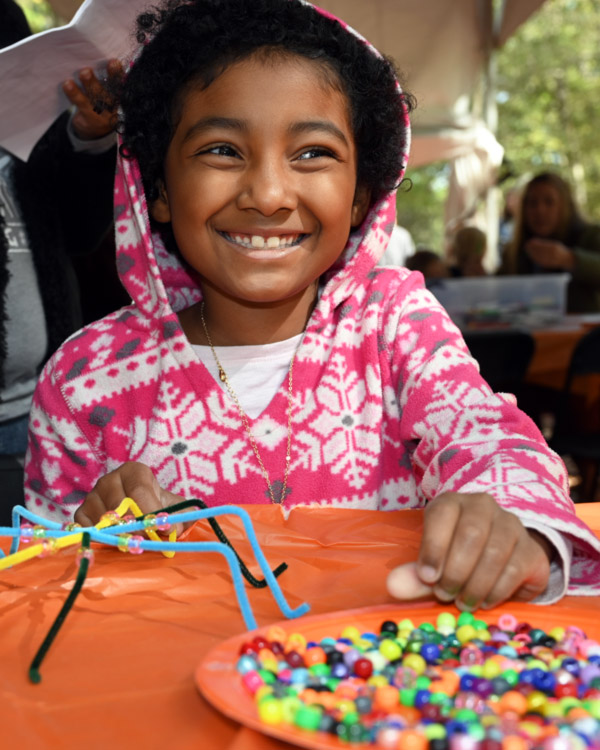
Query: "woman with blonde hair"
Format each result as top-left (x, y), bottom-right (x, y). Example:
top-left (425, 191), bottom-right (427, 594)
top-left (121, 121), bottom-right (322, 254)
top-left (501, 172), bottom-right (600, 312)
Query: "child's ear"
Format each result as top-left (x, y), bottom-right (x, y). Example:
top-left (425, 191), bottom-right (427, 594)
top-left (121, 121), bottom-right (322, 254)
top-left (150, 181), bottom-right (171, 223)
top-left (351, 184), bottom-right (371, 227)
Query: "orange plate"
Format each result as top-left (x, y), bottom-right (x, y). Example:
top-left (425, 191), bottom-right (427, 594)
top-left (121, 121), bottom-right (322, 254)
top-left (195, 601), bottom-right (600, 750)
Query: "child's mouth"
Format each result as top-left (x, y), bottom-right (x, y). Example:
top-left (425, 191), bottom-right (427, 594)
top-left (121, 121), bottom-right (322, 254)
top-left (220, 232), bottom-right (307, 250)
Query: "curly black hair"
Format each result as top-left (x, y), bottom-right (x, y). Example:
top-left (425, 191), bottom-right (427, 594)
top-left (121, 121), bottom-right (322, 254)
top-left (117, 0), bottom-right (413, 208)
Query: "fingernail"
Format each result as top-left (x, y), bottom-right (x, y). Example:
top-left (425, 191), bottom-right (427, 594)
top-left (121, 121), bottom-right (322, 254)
top-left (418, 565), bottom-right (438, 584)
top-left (80, 68), bottom-right (92, 80)
top-left (433, 586), bottom-right (456, 602)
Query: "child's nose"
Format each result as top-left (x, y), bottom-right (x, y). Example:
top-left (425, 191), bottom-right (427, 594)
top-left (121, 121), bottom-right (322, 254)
top-left (236, 159), bottom-right (297, 215)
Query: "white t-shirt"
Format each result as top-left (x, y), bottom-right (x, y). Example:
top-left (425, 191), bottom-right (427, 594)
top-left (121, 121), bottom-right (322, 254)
top-left (192, 333), bottom-right (302, 418)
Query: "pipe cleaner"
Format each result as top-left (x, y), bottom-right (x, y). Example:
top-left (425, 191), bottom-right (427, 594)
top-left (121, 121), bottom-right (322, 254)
top-left (0, 499), bottom-right (310, 683)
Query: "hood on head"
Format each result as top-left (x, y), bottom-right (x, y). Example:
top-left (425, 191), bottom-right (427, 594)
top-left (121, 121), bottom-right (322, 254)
top-left (114, 0), bottom-right (411, 322)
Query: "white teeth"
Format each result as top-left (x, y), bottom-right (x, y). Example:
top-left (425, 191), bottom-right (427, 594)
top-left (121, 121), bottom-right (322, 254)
top-left (226, 233), bottom-right (302, 249)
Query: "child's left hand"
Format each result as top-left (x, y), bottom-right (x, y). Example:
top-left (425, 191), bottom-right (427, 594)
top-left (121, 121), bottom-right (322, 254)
top-left (61, 58), bottom-right (123, 141)
top-left (386, 492), bottom-right (553, 610)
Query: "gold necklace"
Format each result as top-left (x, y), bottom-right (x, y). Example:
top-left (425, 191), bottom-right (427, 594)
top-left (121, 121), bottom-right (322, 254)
top-left (199, 302), bottom-right (296, 505)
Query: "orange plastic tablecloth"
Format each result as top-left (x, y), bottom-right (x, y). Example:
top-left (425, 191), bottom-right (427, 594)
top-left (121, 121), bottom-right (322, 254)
top-left (1, 504), bottom-right (599, 750)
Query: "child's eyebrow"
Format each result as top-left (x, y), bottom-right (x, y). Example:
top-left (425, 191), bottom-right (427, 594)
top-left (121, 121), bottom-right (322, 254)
top-left (288, 120), bottom-right (349, 146)
top-left (180, 117), bottom-right (349, 147)
top-left (181, 116), bottom-right (247, 144)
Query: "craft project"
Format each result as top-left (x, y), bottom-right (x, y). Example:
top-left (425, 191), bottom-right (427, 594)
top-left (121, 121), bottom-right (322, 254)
top-left (0, 498), bottom-right (310, 683)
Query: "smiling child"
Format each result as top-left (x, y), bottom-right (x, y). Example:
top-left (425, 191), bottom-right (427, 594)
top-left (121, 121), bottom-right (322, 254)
top-left (24, 0), bottom-right (600, 610)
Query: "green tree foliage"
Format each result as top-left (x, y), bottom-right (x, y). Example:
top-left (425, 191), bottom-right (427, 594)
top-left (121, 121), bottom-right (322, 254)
top-left (18, 0), bottom-right (61, 33)
top-left (496, 0), bottom-right (600, 218)
top-left (14, 0), bottom-right (599, 244)
top-left (400, 0), bottom-right (600, 254)
top-left (397, 164), bottom-right (449, 254)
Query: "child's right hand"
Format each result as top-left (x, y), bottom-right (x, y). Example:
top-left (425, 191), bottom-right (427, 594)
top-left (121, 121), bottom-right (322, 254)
top-left (74, 461), bottom-right (186, 528)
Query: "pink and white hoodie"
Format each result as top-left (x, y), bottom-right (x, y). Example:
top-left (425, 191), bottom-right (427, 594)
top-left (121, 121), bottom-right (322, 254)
top-left (24, 10), bottom-right (600, 598)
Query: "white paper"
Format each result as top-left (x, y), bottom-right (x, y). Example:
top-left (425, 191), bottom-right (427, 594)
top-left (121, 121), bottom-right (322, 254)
top-left (0, 0), bottom-right (151, 160)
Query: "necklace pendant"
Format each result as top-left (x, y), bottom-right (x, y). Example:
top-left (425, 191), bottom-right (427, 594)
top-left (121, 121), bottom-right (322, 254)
top-left (218, 368), bottom-right (227, 383)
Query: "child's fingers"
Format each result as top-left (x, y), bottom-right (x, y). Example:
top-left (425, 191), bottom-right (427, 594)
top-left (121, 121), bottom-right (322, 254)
top-left (417, 492), bottom-right (497, 591)
top-left (62, 68), bottom-right (104, 112)
top-left (386, 561), bottom-right (435, 600)
top-left (114, 461), bottom-right (163, 514)
top-left (448, 512), bottom-right (524, 610)
top-left (481, 533), bottom-right (551, 608)
top-left (75, 67), bottom-right (104, 104)
top-left (416, 493), bottom-right (462, 585)
top-left (74, 462), bottom-right (161, 526)
top-left (62, 63), bottom-right (120, 140)
top-left (74, 469), bottom-right (129, 526)
top-left (393, 494), bottom-right (554, 609)
top-left (62, 78), bottom-right (87, 109)
top-left (429, 496), bottom-right (499, 602)
top-left (105, 57), bottom-right (125, 82)
top-left (74, 491), bottom-right (109, 527)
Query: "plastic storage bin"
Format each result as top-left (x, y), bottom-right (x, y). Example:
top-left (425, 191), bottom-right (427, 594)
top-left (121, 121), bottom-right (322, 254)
top-left (427, 273), bottom-right (570, 329)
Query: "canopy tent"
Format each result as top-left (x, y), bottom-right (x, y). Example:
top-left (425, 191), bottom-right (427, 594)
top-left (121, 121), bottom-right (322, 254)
top-left (315, 0), bottom-right (546, 259)
top-left (42, 0), bottom-right (546, 259)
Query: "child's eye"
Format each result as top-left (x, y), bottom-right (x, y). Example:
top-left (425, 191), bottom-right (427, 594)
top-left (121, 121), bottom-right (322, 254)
top-left (196, 144), bottom-right (240, 158)
top-left (296, 147), bottom-right (337, 161)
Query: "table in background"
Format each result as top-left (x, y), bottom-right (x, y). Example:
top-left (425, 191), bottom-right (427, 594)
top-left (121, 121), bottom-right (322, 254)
top-left (527, 315), bottom-right (600, 391)
top-left (524, 316), bottom-right (600, 476)
top-left (1, 504), bottom-right (599, 750)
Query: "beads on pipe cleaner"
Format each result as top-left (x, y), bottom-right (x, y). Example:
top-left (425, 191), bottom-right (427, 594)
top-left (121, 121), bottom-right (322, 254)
top-left (75, 546), bottom-right (94, 566)
top-left (19, 523), bottom-right (35, 544)
top-left (142, 513), bottom-right (157, 529)
top-left (98, 509), bottom-right (120, 527)
top-left (127, 535), bottom-right (145, 554)
top-left (39, 538), bottom-right (59, 558)
top-left (240, 612), bottom-right (600, 748)
top-left (1, 499), bottom-right (308, 683)
top-left (62, 522), bottom-right (81, 532)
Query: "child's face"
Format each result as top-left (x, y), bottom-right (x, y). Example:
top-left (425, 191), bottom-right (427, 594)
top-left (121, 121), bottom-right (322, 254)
top-left (151, 53), bottom-right (370, 307)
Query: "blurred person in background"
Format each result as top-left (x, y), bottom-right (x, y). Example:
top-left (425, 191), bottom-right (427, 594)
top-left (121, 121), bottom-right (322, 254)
top-left (405, 249), bottom-right (450, 280)
top-left (500, 172), bottom-right (600, 313)
top-left (448, 225), bottom-right (487, 277)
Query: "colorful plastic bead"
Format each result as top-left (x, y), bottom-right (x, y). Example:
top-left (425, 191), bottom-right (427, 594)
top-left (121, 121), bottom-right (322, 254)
top-left (75, 547), bottom-right (94, 566)
top-left (155, 512), bottom-right (171, 531)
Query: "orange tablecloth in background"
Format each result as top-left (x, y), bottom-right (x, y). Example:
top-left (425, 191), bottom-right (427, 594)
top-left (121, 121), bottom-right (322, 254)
top-left (528, 327), bottom-right (586, 390)
top-left (527, 321), bottom-right (600, 433)
top-left (1, 504), bottom-right (599, 750)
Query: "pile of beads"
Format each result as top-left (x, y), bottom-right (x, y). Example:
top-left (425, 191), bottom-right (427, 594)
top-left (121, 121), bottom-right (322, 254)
top-left (236, 612), bottom-right (600, 748)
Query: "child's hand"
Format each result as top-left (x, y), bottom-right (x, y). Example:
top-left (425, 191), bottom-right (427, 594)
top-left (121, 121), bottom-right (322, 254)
top-left (62, 59), bottom-right (123, 141)
top-left (74, 461), bottom-right (186, 530)
top-left (386, 492), bottom-right (553, 610)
